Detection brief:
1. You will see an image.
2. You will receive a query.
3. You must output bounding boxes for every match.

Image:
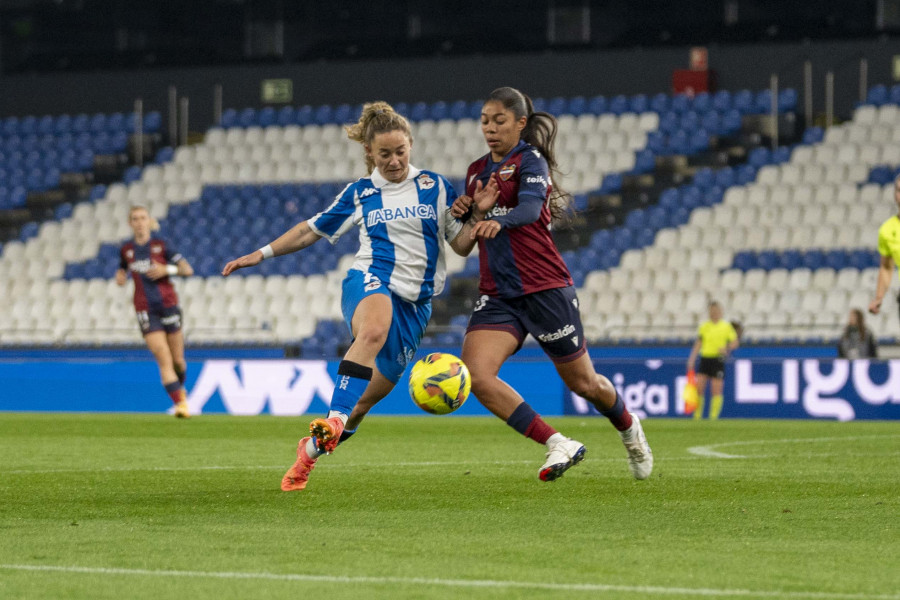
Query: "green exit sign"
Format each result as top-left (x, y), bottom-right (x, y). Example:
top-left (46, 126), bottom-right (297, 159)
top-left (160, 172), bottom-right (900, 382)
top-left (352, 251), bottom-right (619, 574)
top-left (261, 79), bottom-right (293, 103)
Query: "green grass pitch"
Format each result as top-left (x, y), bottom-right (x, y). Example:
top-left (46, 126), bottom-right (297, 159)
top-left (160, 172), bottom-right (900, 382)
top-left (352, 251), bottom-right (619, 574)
top-left (0, 413), bottom-right (897, 600)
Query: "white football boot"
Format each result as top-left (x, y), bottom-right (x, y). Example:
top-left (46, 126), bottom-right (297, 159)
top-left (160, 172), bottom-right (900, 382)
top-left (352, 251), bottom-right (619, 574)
top-left (539, 438), bottom-right (586, 482)
top-left (619, 414), bottom-right (653, 480)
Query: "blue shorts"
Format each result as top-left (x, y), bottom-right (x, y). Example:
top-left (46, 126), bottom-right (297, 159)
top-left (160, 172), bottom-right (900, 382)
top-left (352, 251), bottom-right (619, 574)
top-left (137, 306), bottom-right (182, 335)
top-left (467, 286), bottom-right (586, 363)
top-left (341, 269), bottom-right (432, 383)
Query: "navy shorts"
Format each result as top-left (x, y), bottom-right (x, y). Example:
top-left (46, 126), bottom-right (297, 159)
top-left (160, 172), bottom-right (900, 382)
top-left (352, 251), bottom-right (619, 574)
top-left (137, 306), bottom-right (182, 335)
top-left (467, 286), bottom-right (586, 363)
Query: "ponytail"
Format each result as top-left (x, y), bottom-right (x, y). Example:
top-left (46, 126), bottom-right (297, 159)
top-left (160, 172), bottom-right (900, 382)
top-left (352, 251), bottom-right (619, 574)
top-left (487, 87), bottom-right (573, 223)
top-left (345, 101), bottom-right (413, 174)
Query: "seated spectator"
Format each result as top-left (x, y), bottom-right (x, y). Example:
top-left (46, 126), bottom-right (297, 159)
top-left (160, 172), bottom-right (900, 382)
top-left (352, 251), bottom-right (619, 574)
top-left (837, 309), bottom-right (878, 359)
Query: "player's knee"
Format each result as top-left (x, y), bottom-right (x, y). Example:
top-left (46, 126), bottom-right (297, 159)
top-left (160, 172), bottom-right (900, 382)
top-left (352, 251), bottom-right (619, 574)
top-left (355, 324), bottom-right (389, 348)
top-left (569, 372), bottom-right (612, 401)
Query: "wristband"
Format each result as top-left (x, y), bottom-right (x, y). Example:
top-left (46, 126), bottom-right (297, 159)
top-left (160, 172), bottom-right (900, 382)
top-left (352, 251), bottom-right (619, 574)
top-left (165, 264), bottom-right (178, 276)
top-left (259, 244), bottom-right (274, 260)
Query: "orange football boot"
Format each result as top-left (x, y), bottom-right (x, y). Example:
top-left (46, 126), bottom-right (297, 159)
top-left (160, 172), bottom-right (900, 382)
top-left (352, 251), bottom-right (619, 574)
top-left (309, 416), bottom-right (344, 454)
top-left (281, 437), bottom-right (317, 491)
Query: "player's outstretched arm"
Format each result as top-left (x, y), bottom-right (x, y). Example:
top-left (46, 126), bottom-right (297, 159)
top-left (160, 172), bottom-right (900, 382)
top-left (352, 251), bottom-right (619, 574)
top-left (222, 220), bottom-right (322, 276)
top-left (869, 254), bottom-right (895, 314)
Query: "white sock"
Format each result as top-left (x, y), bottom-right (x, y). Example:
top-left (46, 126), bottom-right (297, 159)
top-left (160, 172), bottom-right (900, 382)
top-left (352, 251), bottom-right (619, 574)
top-left (305, 437), bottom-right (323, 459)
top-left (546, 432), bottom-right (566, 448)
top-left (327, 411), bottom-right (349, 426)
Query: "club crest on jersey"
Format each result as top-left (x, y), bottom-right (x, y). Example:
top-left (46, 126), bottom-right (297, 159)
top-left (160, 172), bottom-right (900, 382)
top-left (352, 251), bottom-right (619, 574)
top-left (498, 163), bottom-right (516, 181)
top-left (417, 173), bottom-right (435, 190)
top-left (126, 249), bottom-right (134, 259)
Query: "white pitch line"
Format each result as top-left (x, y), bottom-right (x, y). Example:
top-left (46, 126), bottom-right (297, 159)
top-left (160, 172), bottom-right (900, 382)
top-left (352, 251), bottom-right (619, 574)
top-left (0, 564), bottom-right (897, 600)
top-left (688, 434), bottom-right (900, 459)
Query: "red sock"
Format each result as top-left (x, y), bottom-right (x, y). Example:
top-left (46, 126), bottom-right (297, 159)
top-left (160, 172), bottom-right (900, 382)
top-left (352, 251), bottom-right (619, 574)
top-left (164, 381), bottom-right (184, 404)
top-left (524, 416), bottom-right (557, 444)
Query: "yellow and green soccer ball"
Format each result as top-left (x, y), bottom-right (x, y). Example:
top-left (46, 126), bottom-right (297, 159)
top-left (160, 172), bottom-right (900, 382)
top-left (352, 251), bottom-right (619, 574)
top-left (408, 352), bottom-right (471, 414)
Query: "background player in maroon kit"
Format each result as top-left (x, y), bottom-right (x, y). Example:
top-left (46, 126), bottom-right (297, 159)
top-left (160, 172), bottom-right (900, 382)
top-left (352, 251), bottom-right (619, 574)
top-left (116, 205), bottom-right (194, 418)
top-left (452, 86), bottom-right (653, 481)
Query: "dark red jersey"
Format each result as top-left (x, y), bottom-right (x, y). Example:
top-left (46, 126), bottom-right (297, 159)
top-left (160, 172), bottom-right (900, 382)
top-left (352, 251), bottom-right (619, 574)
top-left (119, 236), bottom-right (182, 311)
top-left (465, 140), bottom-right (572, 298)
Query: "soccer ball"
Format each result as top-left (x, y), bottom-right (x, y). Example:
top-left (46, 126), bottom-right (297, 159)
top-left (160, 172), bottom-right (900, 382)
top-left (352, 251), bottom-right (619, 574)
top-left (408, 352), bottom-right (471, 414)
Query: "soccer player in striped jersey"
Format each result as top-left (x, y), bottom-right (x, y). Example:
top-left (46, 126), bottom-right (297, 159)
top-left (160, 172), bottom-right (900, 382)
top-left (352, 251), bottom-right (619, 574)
top-left (451, 87), bottom-right (653, 481)
top-left (222, 102), bottom-right (498, 491)
top-left (869, 174), bottom-right (900, 322)
top-left (116, 205), bottom-right (194, 418)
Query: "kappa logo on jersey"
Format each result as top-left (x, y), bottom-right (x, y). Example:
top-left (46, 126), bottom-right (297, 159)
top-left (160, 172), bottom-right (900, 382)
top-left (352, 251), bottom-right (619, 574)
top-left (366, 204), bottom-right (437, 227)
top-left (537, 324), bottom-right (576, 343)
top-left (417, 173), bottom-right (435, 190)
top-left (498, 163), bottom-right (516, 181)
top-left (359, 187), bottom-right (379, 199)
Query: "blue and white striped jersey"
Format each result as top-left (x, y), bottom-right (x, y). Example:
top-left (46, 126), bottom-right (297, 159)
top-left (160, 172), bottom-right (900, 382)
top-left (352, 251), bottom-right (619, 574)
top-left (308, 166), bottom-right (463, 303)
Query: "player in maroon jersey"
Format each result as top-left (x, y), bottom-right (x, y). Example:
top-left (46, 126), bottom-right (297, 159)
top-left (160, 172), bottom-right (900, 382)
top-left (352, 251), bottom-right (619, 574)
top-left (451, 86), bottom-right (653, 481)
top-left (116, 205), bottom-right (194, 418)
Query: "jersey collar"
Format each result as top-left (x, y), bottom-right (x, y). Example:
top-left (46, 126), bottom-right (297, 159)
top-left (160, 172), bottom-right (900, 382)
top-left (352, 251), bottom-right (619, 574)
top-left (371, 165), bottom-right (421, 188)
top-left (490, 139), bottom-right (526, 166)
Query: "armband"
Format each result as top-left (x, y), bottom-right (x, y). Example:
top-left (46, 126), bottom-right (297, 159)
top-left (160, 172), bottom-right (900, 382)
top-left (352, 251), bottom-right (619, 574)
top-left (165, 264), bottom-right (178, 276)
top-left (259, 244), bottom-right (275, 260)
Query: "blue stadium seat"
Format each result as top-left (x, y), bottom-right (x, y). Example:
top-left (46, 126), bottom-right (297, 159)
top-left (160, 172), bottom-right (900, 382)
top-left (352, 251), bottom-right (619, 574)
top-left (276, 106), bottom-right (296, 126)
top-left (748, 147), bottom-right (772, 168)
top-left (313, 105), bottom-right (333, 125)
top-left (721, 110), bottom-right (742, 135)
top-left (611, 227), bottom-right (634, 252)
top-left (732, 251), bottom-right (756, 271)
top-left (670, 94), bottom-right (691, 114)
top-left (703, 186), bottom-right (724, 207)
top-left (88, 184), bottom-right (106, 202)
top-left (599, 173), bottom-right (622, 193)
top-left (36, 115), bottom-right (54, 135)
top-left (681, 186), bottom-right (702, 210)
top-left (756, 250), bottom-right (778, 270)
top-left (778, 89), bottom-right (798, 112)
top-left (666, 130), bottom-right (690, 155)
top-left (408, 102), bottom-right (428, 122)
top-left (657, 112), bottom-right (679, 135)
top-left (1, 117), bottom-right (19, 136)
top-left (735, 164), bottom-right (757, 185)
top-left (238, 108), bottom-right (257, 128)
top-left (573, 193), bottom-right (588, 212)
top-left (890, 84), bottom-right (900, 106)
top-left (635, 227), bottom-right (655, 247)
top-left (429, 101), bottom-right (448, 121)
top-left (700, 111), bottom-right (720, 135)
top-left (693, 167), bottom-right (715, 189)
top-left (89, 113), bottom-right (108, 133)
top-left (754, 90), bottom-right (773, 114)
top-left (122, 165), bottom-right (142, 184)
top-left (649, 93), bottom-right (670, 114)
top-left (589, 228), bottom-right (612, 250)
top-left (658, 187), bottom-right (681, 210)
top-left (257, 107), bottom-right (276, 127)
top-left (587, 95), bottom-right (607, 115)
top-left (608, 95), bottom-right (629, 115)
top-left (646, 206), bottom-right (667, 230)
top-left (712, 90), bottom-right (732, 112)
top-left (690, 129), bottom-right (711, 153)
top-left (108, 112), bottom-right (126, 134)
top-left (825, 250), bottom-right (849, 271)
top-left (692, 92), bottom-right (711, 113)
top-left (220, 109), bottom-right (238, 128)
top-left (71, 114), bottom-right (90, 134)
top-left (18, 221), bottom-right (40, 241)
top-left (154, 146), bottom-right (175, 164)
top-left (547, 96), bottom-right (567, 116)
top-left (296, 105), bottom-right (314, 126)
top-left (634, 149), bottom-right (655, 173)
top-left (143, 111), bottom-right (162, 133)
top-left (76, 149), bottom-right (93, 172)
top-left (849, 249), bottom-right (878, 270)
top-left (17, 115), bottom-right (36, 136)
top-left (333, 103), bottom-right (353, 124)
top-left (772, 145), bottom-right (792, 164)
top-left (779, 250), bottom-right (802, 270)
top-left (531, 97), bottom-right (547, 112)
top-left (868, 166), bottom-right (893, 185)
top-left (567, 96), bottom-right (586, 116)
top-left (802, 250), bottom-right (825, 270)
top-left (393, 102), bottom-right (409, 118)
top-left (628, 94), bottom-right (648, 114)
top-left (466, 100), bottom-right (483, 120)
top-left (866, 84), bottom-right (888, 106)
top-left (802, 126), bottom-right (824, 145)
top-left (624, 209), bottom-right (647, 230)
top-left (447, 100), bottom-right (467, 120)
